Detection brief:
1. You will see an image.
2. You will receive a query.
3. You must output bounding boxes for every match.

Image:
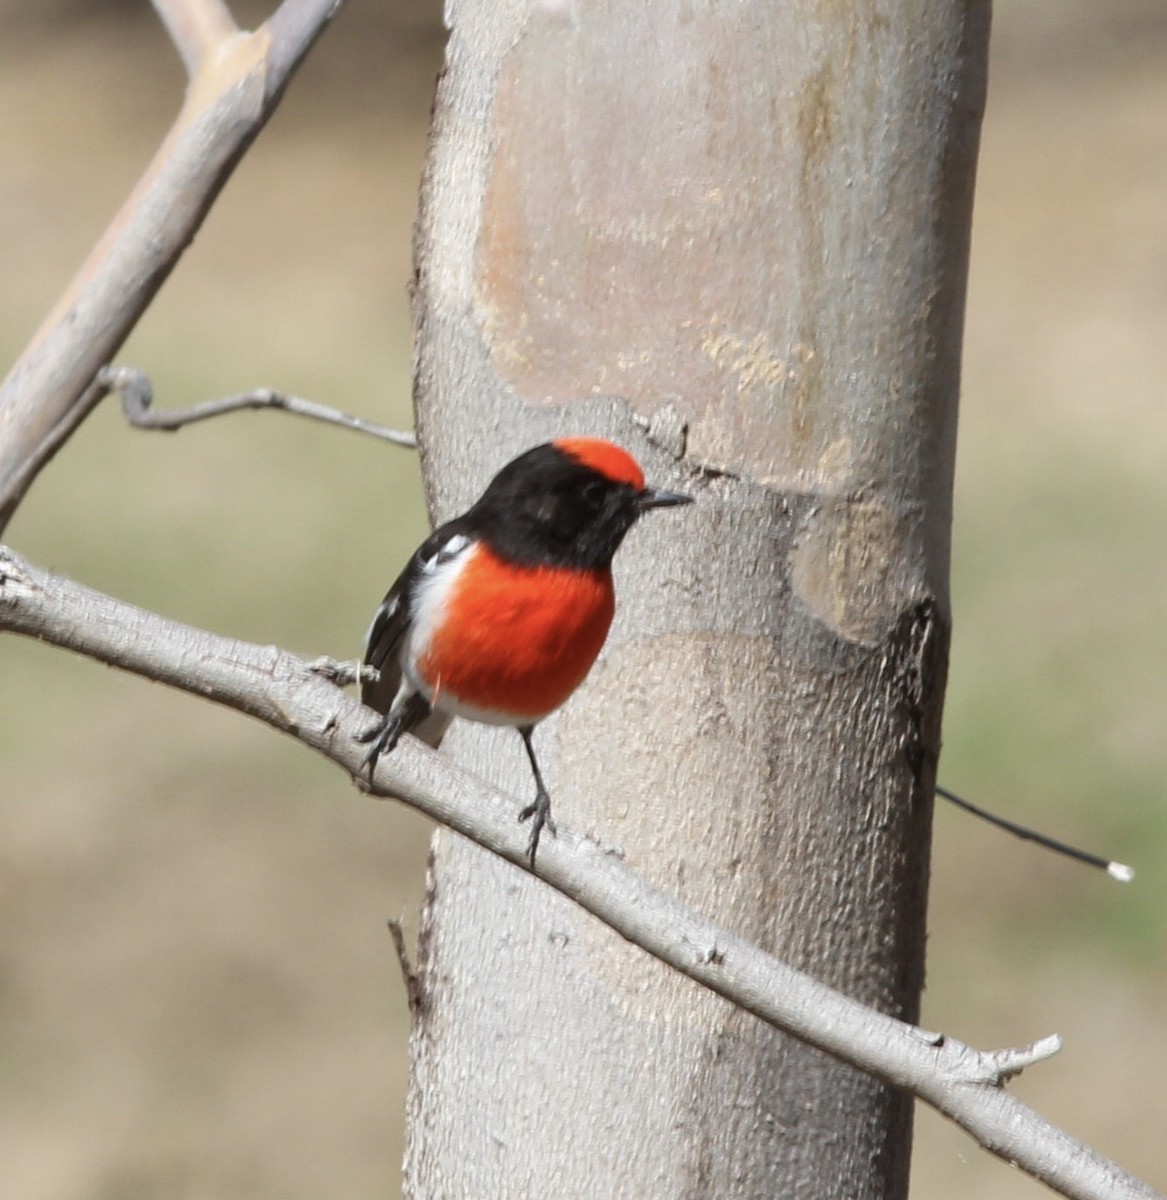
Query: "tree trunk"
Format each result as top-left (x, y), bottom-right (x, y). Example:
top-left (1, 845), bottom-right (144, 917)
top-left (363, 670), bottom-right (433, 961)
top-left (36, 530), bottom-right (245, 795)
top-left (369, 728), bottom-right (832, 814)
top-left (404, 1), bottom-right (988, 1196)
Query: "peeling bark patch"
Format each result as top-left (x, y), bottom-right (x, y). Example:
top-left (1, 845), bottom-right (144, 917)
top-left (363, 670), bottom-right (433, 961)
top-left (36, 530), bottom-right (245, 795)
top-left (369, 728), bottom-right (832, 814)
top-left (471, 5), bottom-right (965, 494)
top-left (788, 495), bottom-right (904, 644)
top-left (473, 7), bottom-right (821, 480)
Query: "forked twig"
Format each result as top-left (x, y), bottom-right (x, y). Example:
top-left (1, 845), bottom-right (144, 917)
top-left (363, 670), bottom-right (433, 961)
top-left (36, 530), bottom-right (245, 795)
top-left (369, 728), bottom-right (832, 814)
top-left (0, 0), bottom-right (352, 533)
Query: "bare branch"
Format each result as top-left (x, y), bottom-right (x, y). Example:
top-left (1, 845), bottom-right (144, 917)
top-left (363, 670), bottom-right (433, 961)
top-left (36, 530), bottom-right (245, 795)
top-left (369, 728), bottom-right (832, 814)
top-left (103, 365), bottom-right (416, 448)
top-left (152, 0), bottom-right (239, 76)
top-left (0, 0), bottom-right (349, 534)
top-left (0, 544), bottom-right (1159, 1200)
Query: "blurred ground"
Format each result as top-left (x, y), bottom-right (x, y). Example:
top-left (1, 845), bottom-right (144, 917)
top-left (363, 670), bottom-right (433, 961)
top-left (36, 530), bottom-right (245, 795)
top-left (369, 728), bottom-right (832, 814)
top-left (0, 2), bottom-right (1164, 1197)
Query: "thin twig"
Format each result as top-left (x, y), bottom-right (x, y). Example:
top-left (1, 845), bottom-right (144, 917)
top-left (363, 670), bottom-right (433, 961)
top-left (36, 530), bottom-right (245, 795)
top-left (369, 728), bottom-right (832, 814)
top-left (103, 365), bottom-right (416, 448)
top-left (0, 544), bottom-right (1159, 1200)
top-left (981, 1034), bottom-right (1064, 1085)
top-left (937, 785), bottom-right (1135, 882)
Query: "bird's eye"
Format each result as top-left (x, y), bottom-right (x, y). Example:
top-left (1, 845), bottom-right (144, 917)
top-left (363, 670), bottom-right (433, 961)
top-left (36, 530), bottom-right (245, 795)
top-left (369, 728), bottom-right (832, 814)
top-left (581, 480), bottom-right (606, 509)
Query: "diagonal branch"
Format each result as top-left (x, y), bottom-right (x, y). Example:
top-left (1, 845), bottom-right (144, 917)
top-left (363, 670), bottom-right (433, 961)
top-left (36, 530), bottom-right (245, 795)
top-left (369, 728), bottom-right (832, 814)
top-left (0, 0), bottom-right (349, 534)
top-left (0, 544), bottom-right (1159, 1200)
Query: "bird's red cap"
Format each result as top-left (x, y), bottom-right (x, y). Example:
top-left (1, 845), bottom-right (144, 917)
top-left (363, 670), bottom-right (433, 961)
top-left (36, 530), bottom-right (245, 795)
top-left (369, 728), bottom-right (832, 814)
top-left (554, 437), bottom-right (645, 492)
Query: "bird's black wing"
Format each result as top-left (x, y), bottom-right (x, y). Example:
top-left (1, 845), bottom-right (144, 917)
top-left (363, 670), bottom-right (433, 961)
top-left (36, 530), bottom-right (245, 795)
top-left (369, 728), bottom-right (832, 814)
top-left (360, 520), bottom-right (473, 748)
top-left (360, 561), bottom-right (414, 715)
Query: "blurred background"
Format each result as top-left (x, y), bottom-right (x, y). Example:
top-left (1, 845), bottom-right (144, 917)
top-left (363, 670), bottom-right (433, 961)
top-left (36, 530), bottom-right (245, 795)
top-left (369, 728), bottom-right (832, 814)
top-left (0, 1), bottom-right (1163, 1196)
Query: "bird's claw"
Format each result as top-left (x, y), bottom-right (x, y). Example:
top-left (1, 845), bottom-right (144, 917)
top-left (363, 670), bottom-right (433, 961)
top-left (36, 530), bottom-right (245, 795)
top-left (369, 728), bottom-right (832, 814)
top-left (307, 656), bottom-right (375, 688)
top-left (354, 714), bottom-right (403, 782)
top-left (518, 790), bottom-right (556, 869)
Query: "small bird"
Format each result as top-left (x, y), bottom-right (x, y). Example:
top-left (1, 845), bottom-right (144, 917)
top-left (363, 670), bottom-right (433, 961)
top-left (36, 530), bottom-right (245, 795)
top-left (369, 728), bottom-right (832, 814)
top-left (356, 437), bottom-right (693, 866)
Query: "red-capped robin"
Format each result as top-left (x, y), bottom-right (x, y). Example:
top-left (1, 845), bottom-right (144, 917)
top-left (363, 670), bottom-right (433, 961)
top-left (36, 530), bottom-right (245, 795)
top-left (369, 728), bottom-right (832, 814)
top-left (356, 437), bottom-right (693, 866)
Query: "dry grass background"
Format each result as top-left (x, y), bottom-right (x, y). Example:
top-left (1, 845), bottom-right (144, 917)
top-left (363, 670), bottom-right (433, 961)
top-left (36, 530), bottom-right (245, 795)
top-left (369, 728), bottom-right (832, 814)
top-left (0, 2), bottom-right (1164, 1197)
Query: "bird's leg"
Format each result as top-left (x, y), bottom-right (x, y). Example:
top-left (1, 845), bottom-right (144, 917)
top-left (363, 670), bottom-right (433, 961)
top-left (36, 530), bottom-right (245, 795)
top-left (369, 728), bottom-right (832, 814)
top-left (517, 725), bottom-right (556, 868)
top-left (355, 691), bottom-right (431, 781)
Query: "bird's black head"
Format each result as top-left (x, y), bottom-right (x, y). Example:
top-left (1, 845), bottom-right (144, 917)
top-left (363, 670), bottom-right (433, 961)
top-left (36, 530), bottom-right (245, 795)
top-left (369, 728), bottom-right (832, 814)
top-left (466, 438), bottom-right (692, 571)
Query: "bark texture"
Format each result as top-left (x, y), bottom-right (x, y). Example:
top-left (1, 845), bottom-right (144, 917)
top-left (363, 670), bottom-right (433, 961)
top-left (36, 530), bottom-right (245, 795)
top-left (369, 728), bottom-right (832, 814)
top-left (405, 1), bottom-right (988, 1196)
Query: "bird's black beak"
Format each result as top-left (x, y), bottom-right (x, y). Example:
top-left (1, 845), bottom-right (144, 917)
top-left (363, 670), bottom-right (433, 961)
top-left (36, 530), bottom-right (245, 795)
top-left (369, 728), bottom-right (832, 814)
top-left (637, 487), bottom-right (694, 512)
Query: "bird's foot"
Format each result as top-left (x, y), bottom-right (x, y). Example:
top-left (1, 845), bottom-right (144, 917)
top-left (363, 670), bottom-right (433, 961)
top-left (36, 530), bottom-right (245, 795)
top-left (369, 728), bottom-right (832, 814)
top-left (518, 788), bottom-right (556, 869)
top-left (307, 656), bottom-right (376, 688)
top-left (354, 713), bottom-right (404, 782)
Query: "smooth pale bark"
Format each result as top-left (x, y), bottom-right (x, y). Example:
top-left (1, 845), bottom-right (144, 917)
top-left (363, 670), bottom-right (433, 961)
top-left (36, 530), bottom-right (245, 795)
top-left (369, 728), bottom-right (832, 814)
top-left (406, 2), bottom-right (987, 1197)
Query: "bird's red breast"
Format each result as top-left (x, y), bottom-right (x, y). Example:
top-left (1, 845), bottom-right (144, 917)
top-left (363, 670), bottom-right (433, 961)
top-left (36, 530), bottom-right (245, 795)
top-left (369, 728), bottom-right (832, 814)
top-left (416, 544), bottom-right (616, 724)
